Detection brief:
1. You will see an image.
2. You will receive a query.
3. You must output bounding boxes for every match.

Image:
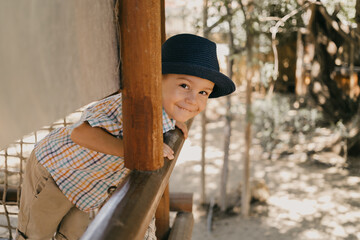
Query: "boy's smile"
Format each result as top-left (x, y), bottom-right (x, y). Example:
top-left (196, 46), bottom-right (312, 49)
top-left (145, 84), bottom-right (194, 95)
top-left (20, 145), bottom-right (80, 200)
top-left (162, 74), bottom-right (214, 122)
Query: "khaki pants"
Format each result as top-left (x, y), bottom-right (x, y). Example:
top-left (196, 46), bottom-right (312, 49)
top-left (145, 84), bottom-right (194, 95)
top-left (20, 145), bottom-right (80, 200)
top-left (16, 151), bottom-right (90, 240)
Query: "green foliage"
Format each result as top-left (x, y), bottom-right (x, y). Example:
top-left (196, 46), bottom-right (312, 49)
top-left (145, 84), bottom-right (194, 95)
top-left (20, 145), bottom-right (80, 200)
top-left (253, 94), bottom-right (324, 153)
top-left (194, 0), bottom-right (357, 51)
top-left (257, 0), bottom-right (304, 35)
top-left (200, 0), bottom-right (307, 86)
top-left (322, 0), bottom-right (357, 24)
top-left (193, 0), bottom-right (358, 90)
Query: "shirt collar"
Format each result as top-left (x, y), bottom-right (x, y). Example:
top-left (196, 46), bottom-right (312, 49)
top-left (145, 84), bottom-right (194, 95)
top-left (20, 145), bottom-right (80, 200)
top-left (162, 109), bottom-right (176, 133)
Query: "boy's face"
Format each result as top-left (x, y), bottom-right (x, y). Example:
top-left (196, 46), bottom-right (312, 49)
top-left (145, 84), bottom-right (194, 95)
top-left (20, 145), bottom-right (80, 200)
top-left (162, 74), bottom-right (214, 122)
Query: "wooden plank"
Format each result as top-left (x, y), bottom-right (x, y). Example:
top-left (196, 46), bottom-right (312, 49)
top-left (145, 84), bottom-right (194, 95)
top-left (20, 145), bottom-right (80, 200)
top-left (0, 1), bottom-right (119, 149)
top-left (169, 192), bottom-right (193, 213)
top-left (155, 186), bottom-right (170, 240)
top-left (168, 212), bottom-right (194, 240)
top-left (80, 121), bottom-right (191, 240)
top-left (120, 0), bottom-right (163, 171)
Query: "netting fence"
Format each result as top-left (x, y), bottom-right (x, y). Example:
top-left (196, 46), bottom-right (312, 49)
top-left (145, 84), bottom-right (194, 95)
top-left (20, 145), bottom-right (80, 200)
top-left (0, 110), bottom-right (84, 239)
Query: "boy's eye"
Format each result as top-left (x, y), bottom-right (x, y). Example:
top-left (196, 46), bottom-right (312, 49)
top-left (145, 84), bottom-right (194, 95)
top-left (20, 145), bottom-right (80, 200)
top-left (180, 84), bottom-right (189, 89)
top-left (199, 91), bottom-right (209, 96)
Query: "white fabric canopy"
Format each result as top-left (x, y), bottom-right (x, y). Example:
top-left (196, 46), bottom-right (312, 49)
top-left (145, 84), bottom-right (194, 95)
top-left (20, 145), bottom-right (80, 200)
top-left (0, 0), bottom-right (120, 149)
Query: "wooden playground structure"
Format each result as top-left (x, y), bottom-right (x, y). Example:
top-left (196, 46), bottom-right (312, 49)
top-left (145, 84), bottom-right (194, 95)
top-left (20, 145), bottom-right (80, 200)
top-left (0, 1), bottom-right (193, 239)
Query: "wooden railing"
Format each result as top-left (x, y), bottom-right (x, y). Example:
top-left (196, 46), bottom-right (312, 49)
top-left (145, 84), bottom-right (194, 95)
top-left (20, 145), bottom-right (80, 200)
top-left (80, 121), bottom-right (194, 240)
top-left (0, 1), bottom-right (196, 239)
top-left (0, 122), bottom-right (194, 239)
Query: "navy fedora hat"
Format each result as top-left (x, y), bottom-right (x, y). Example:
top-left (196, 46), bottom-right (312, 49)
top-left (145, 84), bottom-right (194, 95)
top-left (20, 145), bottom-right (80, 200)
top-left (162, 34), bottom-right (236, 98)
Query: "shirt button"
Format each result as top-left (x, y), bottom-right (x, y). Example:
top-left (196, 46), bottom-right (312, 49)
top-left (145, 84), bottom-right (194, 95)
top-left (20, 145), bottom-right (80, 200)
top-left (107, 186), bottom-right (117, 195)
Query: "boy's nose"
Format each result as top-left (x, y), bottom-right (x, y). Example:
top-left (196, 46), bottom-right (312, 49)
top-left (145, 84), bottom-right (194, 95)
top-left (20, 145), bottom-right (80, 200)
top-left (185, 92), bottom-right (197, 105)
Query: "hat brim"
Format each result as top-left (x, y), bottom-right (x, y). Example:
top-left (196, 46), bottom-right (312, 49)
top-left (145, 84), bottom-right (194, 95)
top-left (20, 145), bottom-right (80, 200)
top-left (162, 62), bottom-right (236, 98)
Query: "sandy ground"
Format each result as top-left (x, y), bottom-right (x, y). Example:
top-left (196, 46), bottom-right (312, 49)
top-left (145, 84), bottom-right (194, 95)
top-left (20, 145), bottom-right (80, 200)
top-left (169, 92), bottom-right (360, 240)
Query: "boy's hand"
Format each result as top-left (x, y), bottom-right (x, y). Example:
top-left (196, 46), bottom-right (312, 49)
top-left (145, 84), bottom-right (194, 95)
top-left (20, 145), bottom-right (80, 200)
top-left (163, 143), bottom-right (174, 160)
top-left (175, 121), bottom-right (188, 139)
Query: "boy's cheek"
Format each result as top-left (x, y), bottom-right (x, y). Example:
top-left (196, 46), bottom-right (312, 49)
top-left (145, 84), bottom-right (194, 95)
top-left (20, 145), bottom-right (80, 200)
top-left (199, 100), bottom-right (208, 112)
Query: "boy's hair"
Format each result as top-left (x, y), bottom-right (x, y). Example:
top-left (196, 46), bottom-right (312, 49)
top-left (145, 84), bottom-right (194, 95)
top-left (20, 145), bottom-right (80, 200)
top-left (162, 34), bottom-right (235, 98)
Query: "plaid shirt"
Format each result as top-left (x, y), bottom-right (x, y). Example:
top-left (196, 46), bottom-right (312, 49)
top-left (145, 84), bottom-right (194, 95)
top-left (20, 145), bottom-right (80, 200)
top-left (35, 93), bottom-right (175, 212)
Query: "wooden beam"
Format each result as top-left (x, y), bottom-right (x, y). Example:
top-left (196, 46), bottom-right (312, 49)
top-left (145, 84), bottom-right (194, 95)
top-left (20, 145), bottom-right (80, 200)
top-left (169, 192), bottom-right (193, 213)
top-left (168, 212), bottom-right (194, 240)
top-left (155, 186), bottom-right (170, 240)
top-left (80, 122), bottom-right (191, 240)
top-left (120, 0), bottom-right (163, 171)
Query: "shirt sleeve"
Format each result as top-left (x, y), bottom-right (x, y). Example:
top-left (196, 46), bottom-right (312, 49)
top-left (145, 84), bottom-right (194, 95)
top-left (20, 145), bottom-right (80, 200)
top-left (80, 94), bottom-right (123, 137)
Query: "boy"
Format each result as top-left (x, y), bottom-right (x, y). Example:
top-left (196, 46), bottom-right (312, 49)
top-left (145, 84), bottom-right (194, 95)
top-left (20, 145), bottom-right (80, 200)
top-left (16, 34), bottom-right (235, 240)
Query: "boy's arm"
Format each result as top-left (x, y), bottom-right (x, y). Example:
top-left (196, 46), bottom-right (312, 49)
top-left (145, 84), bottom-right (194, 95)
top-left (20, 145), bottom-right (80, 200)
top-left (71, 121), bottom-right (124, 157)
top-left (71, 122), bottom-right (176, 160)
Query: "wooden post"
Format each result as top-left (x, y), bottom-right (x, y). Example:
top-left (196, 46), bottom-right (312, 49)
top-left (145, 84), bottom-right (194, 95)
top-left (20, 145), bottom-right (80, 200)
top-left (155, 186), bottom-right (170, 240)
top-left (168, 212), bottom-right (194, 240)
top-left (161, 0), bottom-right (166, 43)
top-left (155, 2), bottom-right (171, 238)
top-left (120, 1), bottom-right (163, 170)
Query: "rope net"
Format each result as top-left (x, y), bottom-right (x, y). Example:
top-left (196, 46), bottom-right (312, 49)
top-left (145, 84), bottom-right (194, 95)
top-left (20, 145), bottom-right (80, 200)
top-left (0, 110), bottom-right (83, 239)
top-left (0, 106), bottom-right (157, 239)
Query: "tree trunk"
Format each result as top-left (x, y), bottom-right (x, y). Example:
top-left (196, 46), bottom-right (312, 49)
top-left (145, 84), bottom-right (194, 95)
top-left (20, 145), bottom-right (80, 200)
top-left (220, 0), bottom-right (234, 212)
top-left (306, 4), bottom-right (360, 154)
top-left (242, 68), bottom-right (252, 217)
top-left (356, 0), bottom-right (360, 31)
top-left (296, 29), bottom-right (306, 96)
top-left (220, 95), bottom-right (232, 212)
top-left (307, 15), bottom-right (357, 123)
top-left (200, 0), bottom-right (209, 205)
top-left (239, 0), bottom-right (254, 217)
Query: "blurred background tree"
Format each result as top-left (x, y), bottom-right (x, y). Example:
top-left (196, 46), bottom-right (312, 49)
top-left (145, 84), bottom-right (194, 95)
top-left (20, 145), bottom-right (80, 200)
top-left (166, 0), bottom-right (360, 215)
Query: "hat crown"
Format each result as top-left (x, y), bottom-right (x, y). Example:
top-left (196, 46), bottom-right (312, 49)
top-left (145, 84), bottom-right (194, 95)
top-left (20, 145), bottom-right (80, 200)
top-left (161, 34), bottom-right (235, 98)
top-left (162, 34), bottom-right (220, 71)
